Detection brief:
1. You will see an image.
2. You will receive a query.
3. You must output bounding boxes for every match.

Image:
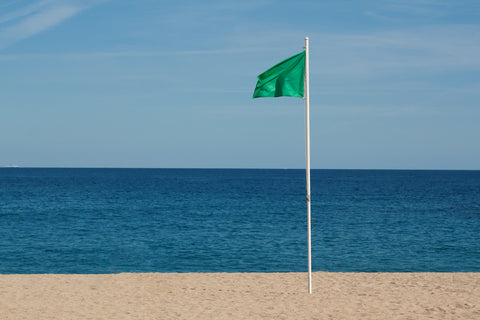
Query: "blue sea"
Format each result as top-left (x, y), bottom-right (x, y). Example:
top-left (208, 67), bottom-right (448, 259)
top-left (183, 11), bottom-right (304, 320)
top-left (0, 168), bottom-right (479, 274)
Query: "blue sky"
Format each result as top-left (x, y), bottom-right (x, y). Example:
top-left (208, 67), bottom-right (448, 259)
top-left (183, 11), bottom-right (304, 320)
top-left (1, 0), bottom-right (479, 169)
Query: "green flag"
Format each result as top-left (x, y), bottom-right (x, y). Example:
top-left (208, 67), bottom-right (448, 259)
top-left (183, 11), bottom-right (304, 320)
top-left (253, 50), bottom-right (305, 98)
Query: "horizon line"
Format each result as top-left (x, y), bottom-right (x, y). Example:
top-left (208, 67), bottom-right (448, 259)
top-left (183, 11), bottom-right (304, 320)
top-left (2, 166), bottom-right (479, 171)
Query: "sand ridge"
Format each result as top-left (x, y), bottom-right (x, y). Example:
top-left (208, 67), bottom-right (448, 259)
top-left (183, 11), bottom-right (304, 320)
top-left (1, 272), bottom-right (479, 319)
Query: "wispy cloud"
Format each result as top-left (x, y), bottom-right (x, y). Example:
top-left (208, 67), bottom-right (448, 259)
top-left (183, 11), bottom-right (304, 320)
top-left (313, 25), bottom-right (480, 76)
top-left (0, 47), bottom-right (272, 61)
top-left (0, 0), bottom-right (102, 50)
top-left (385, 0), bottom-right (450, 15)
top-left (0, 0), bottom-right (55, 24)
top-left (159, 0), bottom-right (271, 28)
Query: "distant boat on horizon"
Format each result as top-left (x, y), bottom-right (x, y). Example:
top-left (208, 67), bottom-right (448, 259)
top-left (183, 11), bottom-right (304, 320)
top-left (5, 165), bottom-right (20, 168)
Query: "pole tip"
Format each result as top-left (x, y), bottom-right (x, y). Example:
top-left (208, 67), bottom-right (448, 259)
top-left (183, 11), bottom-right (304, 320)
top-left (305, 36), bottom-right (309, 40)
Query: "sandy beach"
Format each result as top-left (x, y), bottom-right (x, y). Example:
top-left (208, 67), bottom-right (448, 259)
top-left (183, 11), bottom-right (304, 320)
top-left (1, 272), bottom-right (479, 319)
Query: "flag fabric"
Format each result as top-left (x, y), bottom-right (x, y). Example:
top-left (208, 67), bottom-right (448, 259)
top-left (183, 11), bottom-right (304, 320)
top-left (253, 50), bottom-right (305, 98)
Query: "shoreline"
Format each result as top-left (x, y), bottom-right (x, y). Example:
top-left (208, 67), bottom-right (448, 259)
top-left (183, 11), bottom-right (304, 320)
top-left (1, 272), bottom-right (479, 319)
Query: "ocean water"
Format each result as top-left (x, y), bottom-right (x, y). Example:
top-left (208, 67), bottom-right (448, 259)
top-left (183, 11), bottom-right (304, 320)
top-left (0, 168), bottom-right (479, 274)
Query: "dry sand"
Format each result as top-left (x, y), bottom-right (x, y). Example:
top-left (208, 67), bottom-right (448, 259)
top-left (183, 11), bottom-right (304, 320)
top-left (1, 272), bottom-right (479, 319)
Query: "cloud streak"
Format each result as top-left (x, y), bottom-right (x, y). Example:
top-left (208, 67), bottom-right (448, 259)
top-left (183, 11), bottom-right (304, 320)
top-left (312, 24), bottom-right (480, 76)
top-left (0, 0), bottom-right (55, 24)
top-left (0, 0), bottom-right (99, 50)
top-left (0, 47), bottom-right (272, 61)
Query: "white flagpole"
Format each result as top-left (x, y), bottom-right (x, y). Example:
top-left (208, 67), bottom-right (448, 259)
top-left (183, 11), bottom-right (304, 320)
top-left (304, 36), bottom-right (312, 294)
